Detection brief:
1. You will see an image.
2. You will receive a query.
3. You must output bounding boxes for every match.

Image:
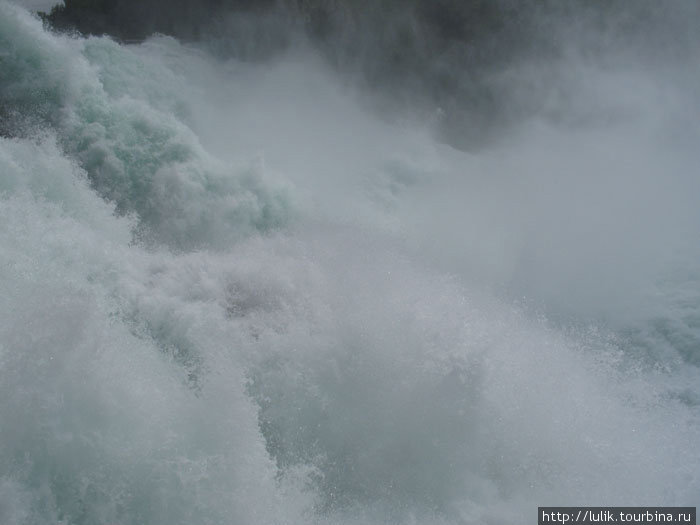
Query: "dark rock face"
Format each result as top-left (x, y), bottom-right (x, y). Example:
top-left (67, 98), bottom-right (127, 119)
top-left (41, 0), bottom-right (544, 148)
top-left (40, 0), bottom-right (698, 80)
top-left (43, 0), bottom-right (537, 48)
top-left (40, 0), bottom-right (699, 149)
top-left (44, 0), bottom-right (276, 41)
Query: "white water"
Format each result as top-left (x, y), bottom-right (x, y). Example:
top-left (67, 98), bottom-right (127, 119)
top-left (1, 3), bottom-right (699, 524)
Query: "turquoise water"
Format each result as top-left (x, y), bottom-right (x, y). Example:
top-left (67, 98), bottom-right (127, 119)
top-left (1, 3), bottom-right (699, 523)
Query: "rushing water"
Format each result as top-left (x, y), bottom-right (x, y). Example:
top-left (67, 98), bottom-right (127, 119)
top-left (1, 2), bottom-right (699, 524)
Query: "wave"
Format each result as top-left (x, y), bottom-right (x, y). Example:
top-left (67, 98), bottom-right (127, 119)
top-left (1, 2), bottom-right (699, 523)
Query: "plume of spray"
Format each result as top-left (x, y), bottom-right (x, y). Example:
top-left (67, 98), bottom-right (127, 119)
top-left (1, 1), bottom-right (699, 524)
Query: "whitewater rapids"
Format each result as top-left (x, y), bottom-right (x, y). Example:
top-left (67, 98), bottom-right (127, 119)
top-left (0, 2), bottom-right (699, 524)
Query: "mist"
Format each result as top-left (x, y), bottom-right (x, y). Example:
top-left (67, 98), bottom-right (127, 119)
top-left (1, 1), bottom-right (699, 523)
top-left (146, 4), bottom-right (700, 333)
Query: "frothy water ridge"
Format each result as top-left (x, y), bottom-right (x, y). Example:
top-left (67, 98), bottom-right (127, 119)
top-left (1, 3), bottom-right (699, 524)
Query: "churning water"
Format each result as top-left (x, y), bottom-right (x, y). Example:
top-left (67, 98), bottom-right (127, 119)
top-left (1, 2), bottom-right (699, 523)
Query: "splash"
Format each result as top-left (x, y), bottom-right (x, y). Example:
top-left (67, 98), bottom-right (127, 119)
top-left (1, 2), bottom-right (699, 524)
